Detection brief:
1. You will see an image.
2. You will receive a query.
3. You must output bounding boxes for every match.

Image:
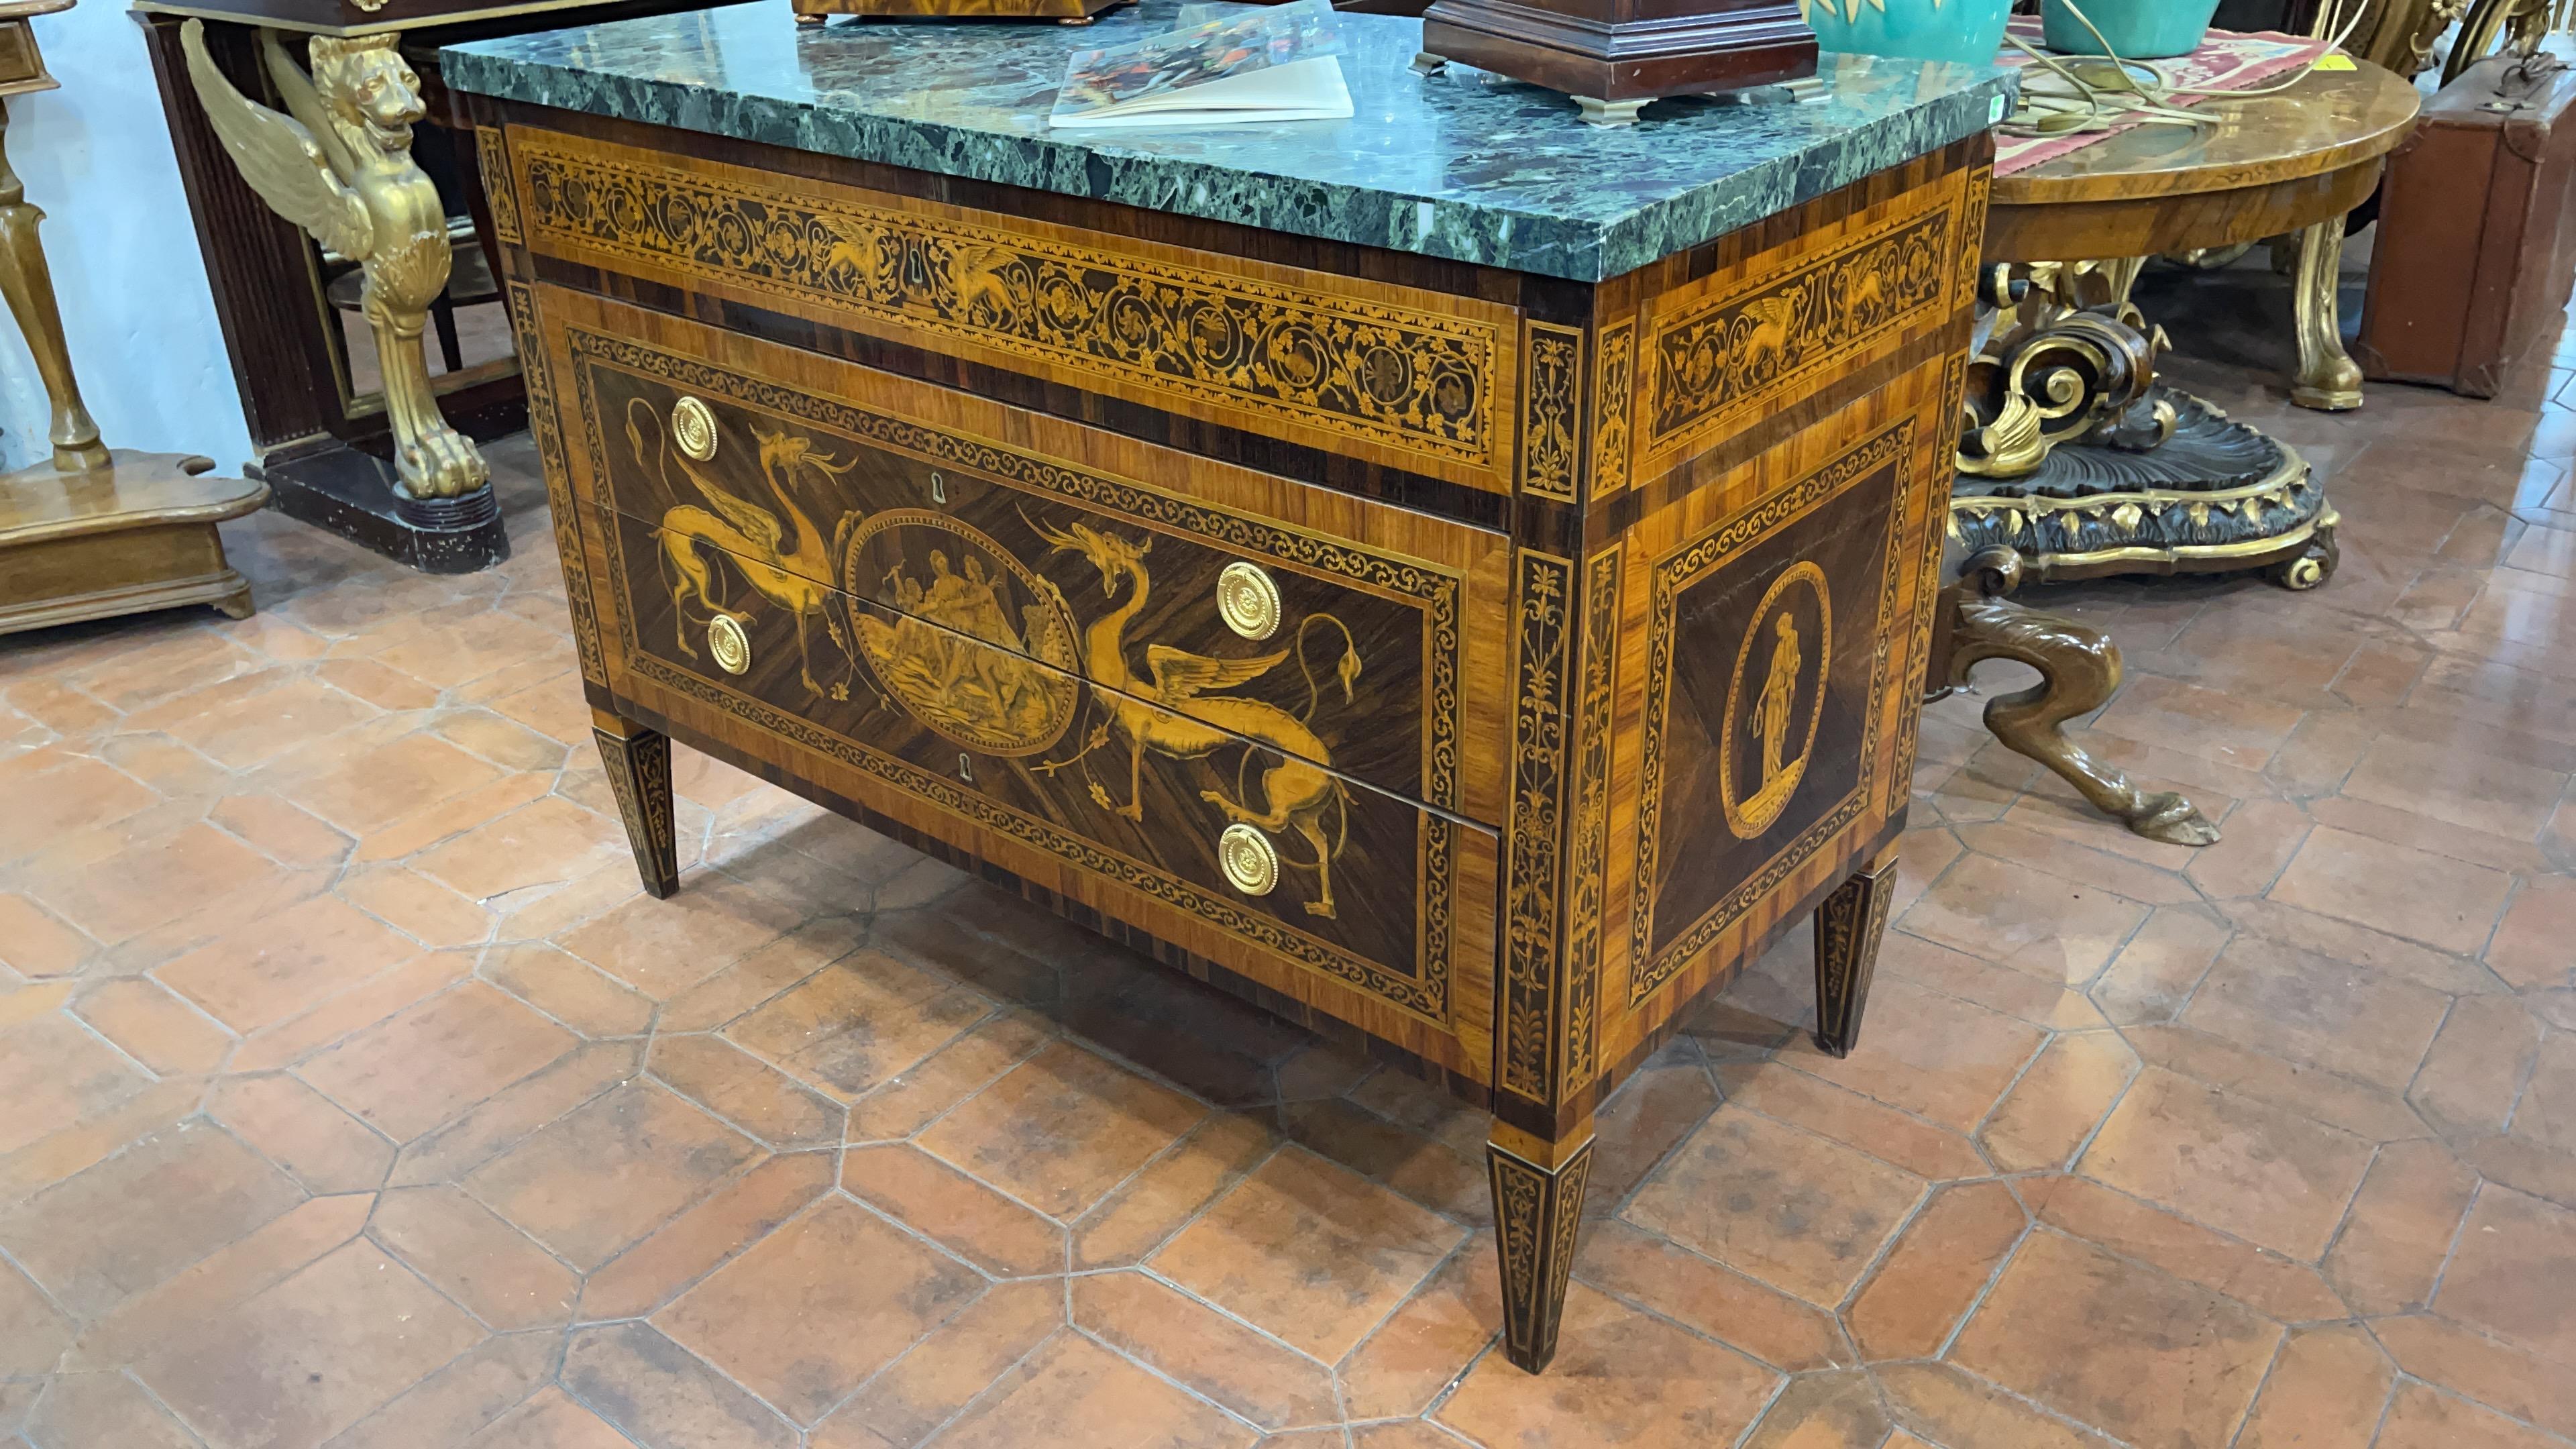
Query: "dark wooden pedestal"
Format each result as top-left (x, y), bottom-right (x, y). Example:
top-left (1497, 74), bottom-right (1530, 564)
top-left (1418, 0), bottom-right (1814, 121)
top-left (256, 409), bottom-right (518, 576)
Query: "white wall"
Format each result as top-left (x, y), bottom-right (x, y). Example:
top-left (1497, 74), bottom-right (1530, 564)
top-left (0, 1), bottom-right (253, 474)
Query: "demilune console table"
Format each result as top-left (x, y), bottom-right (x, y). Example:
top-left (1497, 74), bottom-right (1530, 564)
top-left (444, 5), bottom-right (2008, 1371)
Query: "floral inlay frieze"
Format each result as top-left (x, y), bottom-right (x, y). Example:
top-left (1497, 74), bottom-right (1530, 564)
top-left (513, 138), bottom-right (1500, 473)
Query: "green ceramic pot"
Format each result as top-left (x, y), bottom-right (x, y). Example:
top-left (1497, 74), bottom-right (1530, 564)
top-left (1801, 0), bottom-right (2015, 66)
top-left (2040, 0), bottom-right (2223, 58)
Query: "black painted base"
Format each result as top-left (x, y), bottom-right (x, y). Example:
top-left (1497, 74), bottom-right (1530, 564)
top-left (1951, 386), bottom-right (2334, 588)
top-left (258, 440), bottom-right (511, 576)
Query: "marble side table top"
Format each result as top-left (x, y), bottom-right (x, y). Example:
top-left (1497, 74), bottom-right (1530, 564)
top-left (444, 0), bottom-right (2012, 281)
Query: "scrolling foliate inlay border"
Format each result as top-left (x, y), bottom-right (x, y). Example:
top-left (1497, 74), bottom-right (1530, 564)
top-left (566, 327), bottom-right (1466, 818)
top-left (1500, 549), bottom-right (1574, 1100)
top-left (1519, 323), bottom-right (1582, 503)
top-left (1593, 321), bottom-right (1635, 498)
top-left (514, 135), bottom-right (1502, 478)
top-left (1560, 545), bottom-right (1620, 1087)
top-left (1891, 351), bottom-right (1970, 819)
top-left (1645, 204), bottom-right (1955, 464)
top-left (569, 341), bottom-right (1460, 1025)
top-left (477, 126), bottom-right (521, 246)
top-left (506, 282), bottom-right (602, 686)
top-left (1626, 421), bottom-right (1917, 1005)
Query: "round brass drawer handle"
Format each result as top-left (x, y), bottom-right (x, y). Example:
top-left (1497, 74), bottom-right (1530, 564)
top-left (708, 612), bottom-right (752, 676)
top-left (1216, 822), bottom-right (1279, 897)
top-left (672, 396), bottom-right (719, 462)
top-left (1216, 560), bottom-right (1281, 641)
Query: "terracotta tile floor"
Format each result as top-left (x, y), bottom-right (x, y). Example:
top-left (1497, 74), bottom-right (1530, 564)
top-left (5, 272), bottom-right (2576, 1449)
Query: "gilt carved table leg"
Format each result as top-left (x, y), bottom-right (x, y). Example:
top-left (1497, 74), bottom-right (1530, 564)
top-left (2289, 218), bottom-right (2364, 411)
top-left (594, 708), bottom-right (681, 898)
top-left (1487, 1118), bottom-right (1593, 1375)
top-left (1955, 261), bottom-right (2340, 590)
top-left (1813, 839), bottom-right (1898, 1057)
top-left (1945, 555), bottom-right (2220, 847)
top-left (0, 103), bottom-right (106, 474)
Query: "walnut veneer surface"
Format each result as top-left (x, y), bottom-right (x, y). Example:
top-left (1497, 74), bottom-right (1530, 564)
top-left (449, 0), bottom-right (1996, 1370)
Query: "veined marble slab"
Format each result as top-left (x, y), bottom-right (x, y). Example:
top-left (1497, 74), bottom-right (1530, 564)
top-left (443, 0), bottom-right (2012, 282)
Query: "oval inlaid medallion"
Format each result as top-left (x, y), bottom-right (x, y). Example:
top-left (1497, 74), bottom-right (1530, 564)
top-left (1719, 560), bottom-right (1831, 841)
top-left (840, 508), bottom-right (1082, 757)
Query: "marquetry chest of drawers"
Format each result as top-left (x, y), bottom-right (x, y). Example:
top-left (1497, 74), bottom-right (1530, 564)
top-left (453, 4), bottom-right (2002, 1373)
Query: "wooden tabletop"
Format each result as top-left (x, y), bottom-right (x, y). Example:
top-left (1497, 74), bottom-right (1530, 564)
top-left (1986, 58), bottom-right (2422, 261)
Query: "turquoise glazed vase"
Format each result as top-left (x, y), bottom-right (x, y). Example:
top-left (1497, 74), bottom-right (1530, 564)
top-left (2041, 0), bottom-right (2223, 58)
top-left (1801, 0), bottom-right (2015, 66)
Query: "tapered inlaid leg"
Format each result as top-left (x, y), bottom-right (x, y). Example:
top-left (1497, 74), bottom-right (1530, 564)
top-left (1487, 1119), bottom-right (1593, 1374)
top-left (592, 708), bottom-right (680, 898)
top-left (1813, 841), bottom-right (1899, 1058)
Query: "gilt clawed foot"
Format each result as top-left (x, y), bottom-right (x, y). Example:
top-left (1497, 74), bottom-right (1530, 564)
top-left (396, 423), bottom-right (492, 502)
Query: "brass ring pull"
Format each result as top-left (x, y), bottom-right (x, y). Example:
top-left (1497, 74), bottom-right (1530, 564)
top-left (708, 613), bottom-right (752, 675)
top-left (1216, 822), bottom-right (1279, 897)
top-left (672, 396), bottom-right (719, 462)
top-left (1216, 561), bottom-right (1282, 641)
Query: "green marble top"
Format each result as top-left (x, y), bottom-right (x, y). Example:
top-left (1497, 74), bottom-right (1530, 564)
top-left (443, 1), bottom-right (2012, 282)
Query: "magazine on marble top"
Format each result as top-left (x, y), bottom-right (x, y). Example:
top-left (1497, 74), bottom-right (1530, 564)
top-left (1049, 0), bottom-right (1351, 129)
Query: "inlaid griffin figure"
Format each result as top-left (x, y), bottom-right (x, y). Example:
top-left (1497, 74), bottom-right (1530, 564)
top-left (180, 20), bottom-right (490, 502)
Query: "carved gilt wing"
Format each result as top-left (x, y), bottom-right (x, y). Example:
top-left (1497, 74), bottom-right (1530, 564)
top-left (180, 19), bottom-right (372, 262)
top-left (260, 30), bottom-right (364, 185)
top-left (1145, 644), bottom-right (1288, 702)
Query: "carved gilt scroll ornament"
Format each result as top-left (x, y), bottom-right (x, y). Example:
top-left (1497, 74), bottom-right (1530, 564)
top-left (1956, 262), bottom-right (2172, 480)
top-left (180, 21), bottom-right (490, 503)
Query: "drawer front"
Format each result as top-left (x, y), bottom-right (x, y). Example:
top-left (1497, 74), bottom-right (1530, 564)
top-left (592, 503), bottom-right (1491, 1030)
top-left (540, 284), bottom-right (1511, 825)
top-left (502, 125), bottom-right (1519, 495)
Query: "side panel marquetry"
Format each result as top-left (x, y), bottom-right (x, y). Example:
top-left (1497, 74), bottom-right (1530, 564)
top-left (1592, 352), bottom-right (1959, 1073)
top-left (1629, 421), bottom-right (1910, 998)
top-left (504, 127), bottom-right (1519, 494)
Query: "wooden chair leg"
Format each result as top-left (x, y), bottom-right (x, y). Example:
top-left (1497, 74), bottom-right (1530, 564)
top-left (1947, 591), bottom-right (2221, 847)
top-left (1487, 1118), bottom-right (1593, 1374)
top-left (592, 708), bottom-right (680, 898)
